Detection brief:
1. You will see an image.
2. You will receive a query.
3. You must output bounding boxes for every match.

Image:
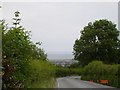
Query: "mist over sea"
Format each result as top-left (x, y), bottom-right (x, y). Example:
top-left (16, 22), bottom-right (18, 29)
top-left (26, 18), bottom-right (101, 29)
top-left (48, 53), bottom-right (73, 61)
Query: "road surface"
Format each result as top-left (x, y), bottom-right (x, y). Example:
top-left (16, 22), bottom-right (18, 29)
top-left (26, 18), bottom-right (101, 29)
top-left (56, 76), bottom-right (117, 88)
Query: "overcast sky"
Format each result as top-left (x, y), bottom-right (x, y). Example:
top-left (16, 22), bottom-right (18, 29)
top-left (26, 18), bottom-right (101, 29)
top-left (1, 1), bottom-right (118, 59)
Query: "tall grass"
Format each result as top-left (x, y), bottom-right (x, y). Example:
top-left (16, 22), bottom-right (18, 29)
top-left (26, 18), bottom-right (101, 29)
top-left (24, 60), bottom-right (56, 88)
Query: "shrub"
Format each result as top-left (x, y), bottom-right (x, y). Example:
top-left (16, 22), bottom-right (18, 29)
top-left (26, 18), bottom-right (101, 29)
top-left (81, 60), bottom-right (120, 88)
top-left (55, 66), bottom-right (82, 77)
top-left (24, 60), bottom-right (56, 88)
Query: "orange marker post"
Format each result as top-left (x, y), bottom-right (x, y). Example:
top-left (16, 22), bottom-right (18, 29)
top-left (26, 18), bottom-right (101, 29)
top-left (100, 80), bottom-right (108, 84)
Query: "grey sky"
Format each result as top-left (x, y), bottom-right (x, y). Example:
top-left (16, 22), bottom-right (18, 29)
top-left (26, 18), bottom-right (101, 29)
top-left (2, 2), bottom-right (118, 59)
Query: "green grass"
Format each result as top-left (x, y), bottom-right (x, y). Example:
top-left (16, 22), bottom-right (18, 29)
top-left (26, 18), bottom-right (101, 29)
top-left (28, 78), bottom-right (56, 88)
top-left (23, 60), bottom-right (56, 88)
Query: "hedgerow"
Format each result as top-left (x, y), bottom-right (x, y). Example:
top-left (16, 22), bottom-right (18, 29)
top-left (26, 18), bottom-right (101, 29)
top-left (81, 60), bottom-right (120, 88)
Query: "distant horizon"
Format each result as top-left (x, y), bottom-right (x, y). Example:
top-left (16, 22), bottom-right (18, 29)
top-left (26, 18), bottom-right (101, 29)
top-left (47, 53), bottom-right (73, 60)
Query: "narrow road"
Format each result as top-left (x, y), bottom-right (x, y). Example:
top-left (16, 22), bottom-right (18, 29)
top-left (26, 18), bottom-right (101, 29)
top-left (56, 76), bottom-right (117, 89)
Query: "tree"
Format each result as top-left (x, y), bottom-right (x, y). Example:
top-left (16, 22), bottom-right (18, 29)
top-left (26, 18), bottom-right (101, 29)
top-left (31, 43), bottom-right (47, 60)
top-left (2, 11), bottom-right (33, 88)
top-left (2, 11), bottom-right (47, 88)
top-left (73, 19), bottom-right (120, 66)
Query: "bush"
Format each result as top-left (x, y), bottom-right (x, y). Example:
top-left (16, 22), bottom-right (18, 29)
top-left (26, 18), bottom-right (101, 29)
top-left (2, 12), bottom-right (48, 88)
top-left (81, 60), bottom-right (120, 88)
top-left (55, 66), bottom-right (82, 77)
top-left (55, 67), bottom-right (70, 77)
top-left (3, 60), bottom-right (56, 88)
top-left (24, 60), bottom-right (56, 88)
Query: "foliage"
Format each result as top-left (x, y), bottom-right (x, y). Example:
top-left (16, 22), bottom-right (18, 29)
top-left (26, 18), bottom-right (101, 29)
top-left (2, 11), bottom-right (48, 88)
top-left (25, 60), bottom-right (56, 88)
top-left (73, 19), bottom-right (120, 66)
top-left (30, 43), bottom-right (47, 60)
top-left (81, 60), bottom-right (120, 88)
top-left (55, 66), bottom-right (82, 77)
top-left (69, 63), bottom-right (82, 68)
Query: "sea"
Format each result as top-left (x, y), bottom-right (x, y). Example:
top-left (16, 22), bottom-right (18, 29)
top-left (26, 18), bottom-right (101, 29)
top-left (47, 53), bottom-right (73, 61)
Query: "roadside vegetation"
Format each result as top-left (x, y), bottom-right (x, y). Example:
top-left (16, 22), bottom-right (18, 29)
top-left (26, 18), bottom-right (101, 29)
top-left (73, 19), bottom-right (120, 88)
top-left (81, 61), bottom-right (120, 88)
top-left (1, 11), bottom-right (56, 88)
top-left (25, 60), bottom-right (56, 88)
top-left (55, 66), bottom-right (82, 77)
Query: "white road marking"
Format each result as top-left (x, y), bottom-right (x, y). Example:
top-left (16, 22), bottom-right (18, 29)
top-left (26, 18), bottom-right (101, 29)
top-left (57, 79), bottom-right (59, 88)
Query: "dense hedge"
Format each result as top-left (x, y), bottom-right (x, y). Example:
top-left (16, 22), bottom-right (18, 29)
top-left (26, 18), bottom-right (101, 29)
top-left (55, 66), bottom-right (82, 77)
top-left (81, 60), bottom-right (120, 88)
top-left (24, 60), bottom-right (56, 88)
top-left (1, 12), bottom-right (56, 88)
